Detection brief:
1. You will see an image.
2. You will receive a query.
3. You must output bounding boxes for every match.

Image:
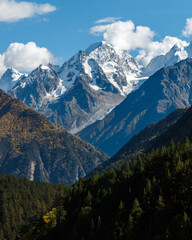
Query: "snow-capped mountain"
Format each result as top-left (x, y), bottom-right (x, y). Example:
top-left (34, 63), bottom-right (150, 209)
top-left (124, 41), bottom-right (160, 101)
top-left (144, 41), bottom-right (192, 76)
top-left (0, 67), bottom-right (23, 92)
top-left (9, 64), bottom-right (63, 109)
top-left (2, 40), bottom-right (192, 135)
top-left (8, 41), bottom-right (147, 133)
top-left (58, 41), bottom-right (146, 96)
top-left (84, 41), bottom-right (145, 95)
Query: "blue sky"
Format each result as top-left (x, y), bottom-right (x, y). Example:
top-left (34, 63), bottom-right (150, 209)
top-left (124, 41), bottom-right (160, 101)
top-left (0, 0), bottom-right (192, 75)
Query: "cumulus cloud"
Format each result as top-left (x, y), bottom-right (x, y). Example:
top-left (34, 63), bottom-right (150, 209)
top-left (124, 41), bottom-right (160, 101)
top-left (0, 42), bottom-right (56, 76)
top-left (90, 20), bottom-right (188, 66)
top-left (90, 20), bottom-right (155, 50)
top-left (182, 18), bottom-right (192, 37)
top-left (0, 0), bottom-right (56, 22)
top-left (95, 17), bottom-right (121, 24)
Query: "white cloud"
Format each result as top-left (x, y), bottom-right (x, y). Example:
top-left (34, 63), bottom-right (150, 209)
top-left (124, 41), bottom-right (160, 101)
top-left (0, 0), bottom-right (56, 22)
top-left (90, 24), bottom-right (111, 36)
top-left (182, 18), bottom-right (192, 37)
top-left (0, 42), bottom-right (56, 76)
top-left (0, 55), bottom-right (6, 77)
top-left (90, 20), bottom-right (155, 50)
top-left (95, 17), bottom-right (121, 24)
top-left (90, 20), bottom-right (188, 66)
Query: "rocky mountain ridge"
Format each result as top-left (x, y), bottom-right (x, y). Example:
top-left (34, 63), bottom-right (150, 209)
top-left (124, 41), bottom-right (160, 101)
top-left (1, 41), bottom-right (192, 134)
top-left (4, 41), bottom-right (146, 133)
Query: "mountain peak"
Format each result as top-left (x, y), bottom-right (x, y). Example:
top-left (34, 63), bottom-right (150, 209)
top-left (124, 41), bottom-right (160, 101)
top-left (144, 41), bottom-right (192, 76)
top-left (3, 67), bottom-right (20, 75)
top-left (85, 41), bottom-right (128, 56)
top-left (172, 41), bottom-right (188, 51)
top-left (0, 67), bottom-right (23, 92)
top-left (85, 41), bottom-right (105, 55)
top-left (38, 63), bottom-right (56, 73)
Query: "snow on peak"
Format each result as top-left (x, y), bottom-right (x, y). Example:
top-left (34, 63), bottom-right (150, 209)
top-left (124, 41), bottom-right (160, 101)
top-left (58, 50), bottom-right (86, 90)
top-left (83, 41), bottom-right (143, 95)
top-left (144, 41), bottom-right (192, 76)
top-left (85, 41), bottom-right (103, 55)
top-left (53, 41), bottom-right (145, 96)
top-left (7, 41), bottom-right (147, 108)
top-left (40, 65), bottom-right (50, 70)
top-left (172, 41), bottom-right (189, 51)
top-left (0, 67), bottom-right (23, 92)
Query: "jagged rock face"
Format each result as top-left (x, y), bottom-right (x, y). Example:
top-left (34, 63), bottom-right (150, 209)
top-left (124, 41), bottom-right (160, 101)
top-left (84, 41), bottom-right (143, 95)
top-left (9, 64), bottom-right (62, 109)
top-left (44, 74), bottom-right (123, 133)
top-left (7, 41), bottom-right (145, 133)
top-left (0, 67), bottom-right (23, 92)
top-left (57, 41), bottom-right (143, 96)
top-left (0, 89), bottom-right (108, 185)
top-left (58, 49), bottom-right (119, 93)
top-left (78, 59), bottom-right (192, 156)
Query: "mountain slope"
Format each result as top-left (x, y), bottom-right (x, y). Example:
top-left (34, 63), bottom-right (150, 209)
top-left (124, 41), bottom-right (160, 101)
top-left (89, 106), bottom-right (192, 174)
top-left (0, 89), bottom-right (108, 185)
top-left (78, 58), bottom-right (192, 156)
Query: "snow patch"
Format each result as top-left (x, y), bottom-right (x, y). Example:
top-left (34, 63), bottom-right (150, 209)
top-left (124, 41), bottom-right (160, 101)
top-left (40, 65), bottom-right (50, 70)
top-left (83, 59), bottom-right (92, 78)
top-left (89, 83), bottom-right (101, 91)
top-left (122, 76), bottom-right (148, 95)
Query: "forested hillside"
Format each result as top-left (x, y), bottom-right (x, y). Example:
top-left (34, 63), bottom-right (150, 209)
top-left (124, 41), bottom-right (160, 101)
top-left (0, 174), bottom-right (70, 240)
top-left (22, 139), bottom-right (192, 240)
top-left (89, 107), bottom-right (187, 174)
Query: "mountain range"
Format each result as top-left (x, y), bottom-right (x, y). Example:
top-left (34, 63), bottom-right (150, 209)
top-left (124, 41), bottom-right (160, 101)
top-left (1, 40), bottom-right (192, 156)
top-left (0, 42), bottom-right (146, 134)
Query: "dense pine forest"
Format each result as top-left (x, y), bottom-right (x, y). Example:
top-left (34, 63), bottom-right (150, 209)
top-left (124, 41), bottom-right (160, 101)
top-left (12, 138), bottom-right (192, 240)
top-left (0, 175), bottom-right (70, 240)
